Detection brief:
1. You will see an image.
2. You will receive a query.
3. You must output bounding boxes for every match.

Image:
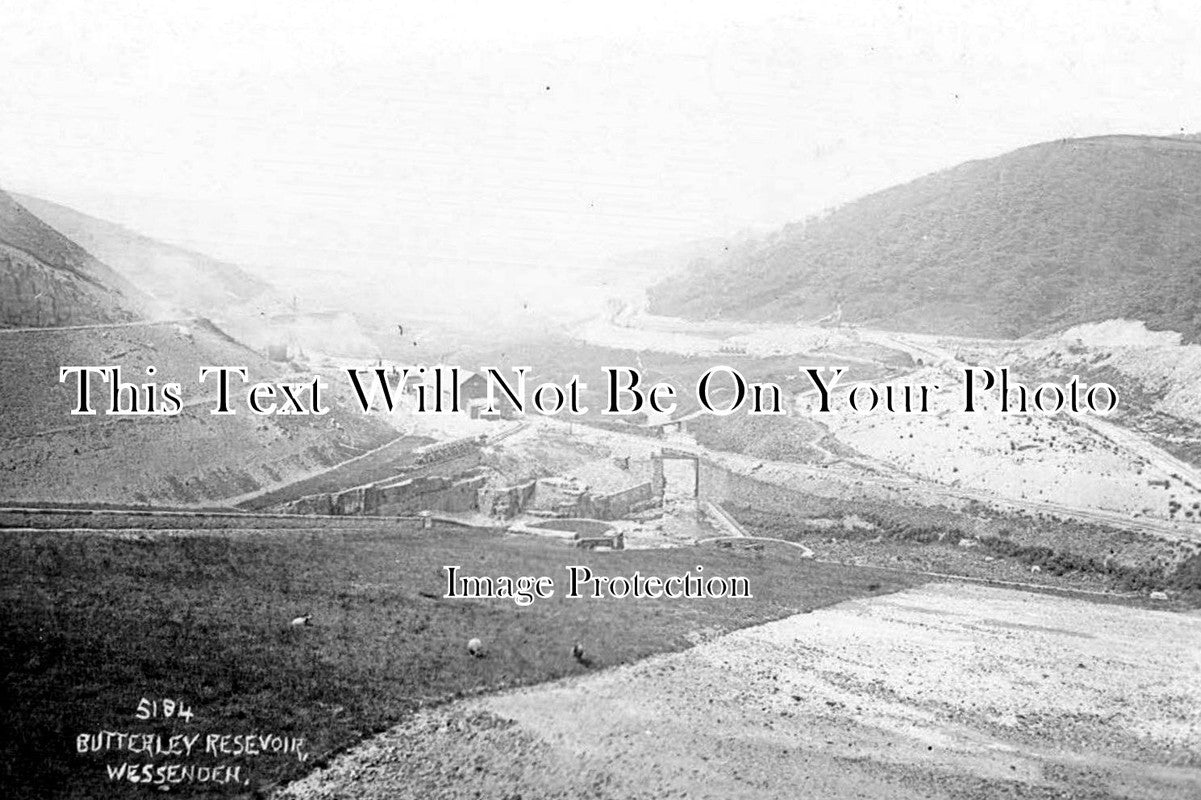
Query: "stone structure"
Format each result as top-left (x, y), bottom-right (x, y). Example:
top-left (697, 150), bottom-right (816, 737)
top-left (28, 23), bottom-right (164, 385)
top-left (280, 471), bottom-right (486, 516)
top-left (478, 479), bottom-right (538, 519)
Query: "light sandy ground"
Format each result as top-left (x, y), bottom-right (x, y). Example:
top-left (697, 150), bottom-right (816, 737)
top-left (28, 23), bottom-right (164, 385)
top-left (278, 584), bottom-right (1201, 800)
top-left (577, 312), bottom-right (886, 362)
top-left (818, 376), bottom-right (1201, 522)
top-left (1050, 320), bottom-right (1201, 424)
top-left (574, 312), bottom-right (1201, 530)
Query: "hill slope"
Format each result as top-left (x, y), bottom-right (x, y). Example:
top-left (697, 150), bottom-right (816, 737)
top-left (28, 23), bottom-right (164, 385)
top-left (0, 320), bottom-right (400, 505)
top-left (9, 193), bottom-right (391, 358)
top-left (0, 190), bottom-right (151, 327)
top-left (0, 192), bottom-right (400, 505)
top-left (13, 192), bottom-right (280, 320)
top-left (649, 135), bottom-right (1201, 340)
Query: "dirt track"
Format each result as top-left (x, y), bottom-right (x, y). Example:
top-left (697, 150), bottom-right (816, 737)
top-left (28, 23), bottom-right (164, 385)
top-left (278, 583), bottom-right (1201, 799)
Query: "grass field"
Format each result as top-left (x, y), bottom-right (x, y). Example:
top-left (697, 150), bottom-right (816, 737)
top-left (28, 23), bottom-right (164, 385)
top-left (0, 522), bottom-right (915, 799)
top-left (724, 492), bottom-right (1201, 596)
top-left (689, 414), bottom-right (827, 463)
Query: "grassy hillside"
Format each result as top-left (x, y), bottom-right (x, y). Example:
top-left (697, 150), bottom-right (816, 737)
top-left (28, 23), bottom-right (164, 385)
top-left (14, 193), bottom-right (280, 320)
top-left (650, 135), bottom-right (1201, 341)
top-left (0, 521), bottom-right (909, 799)
top-left (0, 191), bottom-right (150, 327)
top-left (0, 320), bottom-right (399, 505)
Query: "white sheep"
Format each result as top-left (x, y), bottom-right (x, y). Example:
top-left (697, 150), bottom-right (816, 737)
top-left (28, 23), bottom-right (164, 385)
top-left (467, 637), bottom-right (484, 657)
top-left (290, 614), bottom-right (312, 627)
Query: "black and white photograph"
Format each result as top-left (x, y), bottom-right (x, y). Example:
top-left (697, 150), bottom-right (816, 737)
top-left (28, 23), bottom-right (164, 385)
top-left (2, 2), bottom-right (1200, 798)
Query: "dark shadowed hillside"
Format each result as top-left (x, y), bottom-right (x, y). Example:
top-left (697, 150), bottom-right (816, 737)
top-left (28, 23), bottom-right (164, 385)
top-left (649, 135), bottom-right (1201, 341)
top-left (0, 190), bottom-right (151, 327)
top-left (13, 192), bottom-right (280, 320)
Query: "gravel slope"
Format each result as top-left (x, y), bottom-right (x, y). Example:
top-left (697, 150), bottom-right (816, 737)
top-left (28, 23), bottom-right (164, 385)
top-left (279, 583), bottom-right (1201, 800)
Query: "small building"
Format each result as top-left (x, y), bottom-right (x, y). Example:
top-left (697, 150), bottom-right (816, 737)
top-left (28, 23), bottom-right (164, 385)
top-left (405, 368), bottom-right (492, 413)
top-left (458, 371), bottom-right (490, 405)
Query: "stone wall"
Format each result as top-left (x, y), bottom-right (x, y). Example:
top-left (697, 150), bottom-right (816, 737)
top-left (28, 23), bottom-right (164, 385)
top-left (280, 471), bottom-right (486, 516)
top-left (580, 481), bottom-right (658, 519)
top-left (286, 493), bottom-right (335, 515)
top-left (529, 477), bottom-right (588, 514)
top-left (375, 474), bottom-right (486, 515)
top-left (334, 486), bottom-right (374, 515)
top-left (651, 455), bottom-right (666, 496)
top-left (283, 453), bottom-right (666, 522)
top-left (478, 479), bottom-right (538, 518)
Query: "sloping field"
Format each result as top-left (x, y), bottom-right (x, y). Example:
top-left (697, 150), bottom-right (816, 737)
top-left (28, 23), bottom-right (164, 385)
top-left (283, 583), bottom-right (1201, 800)
top-left (0, 525), bottom-right (911, 799)
top-left (0, 321), bottom-right (397, 504)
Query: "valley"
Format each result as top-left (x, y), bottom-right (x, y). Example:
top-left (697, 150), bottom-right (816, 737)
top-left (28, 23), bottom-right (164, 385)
top-left (4, 131), bottom-right (1201, 800)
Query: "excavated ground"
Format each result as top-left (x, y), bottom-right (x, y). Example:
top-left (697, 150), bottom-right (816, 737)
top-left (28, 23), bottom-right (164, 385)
top-left (279, 583), bottom-right (1201, 800)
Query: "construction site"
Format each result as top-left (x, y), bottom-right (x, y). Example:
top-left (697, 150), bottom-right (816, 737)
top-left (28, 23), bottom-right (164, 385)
top-left (6, 8), bottom-right (1201, 796)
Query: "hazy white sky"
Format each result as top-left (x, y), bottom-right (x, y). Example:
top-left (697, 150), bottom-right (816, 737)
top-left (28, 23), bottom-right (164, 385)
top-left (2, 0), bottom-right (1200, 294)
